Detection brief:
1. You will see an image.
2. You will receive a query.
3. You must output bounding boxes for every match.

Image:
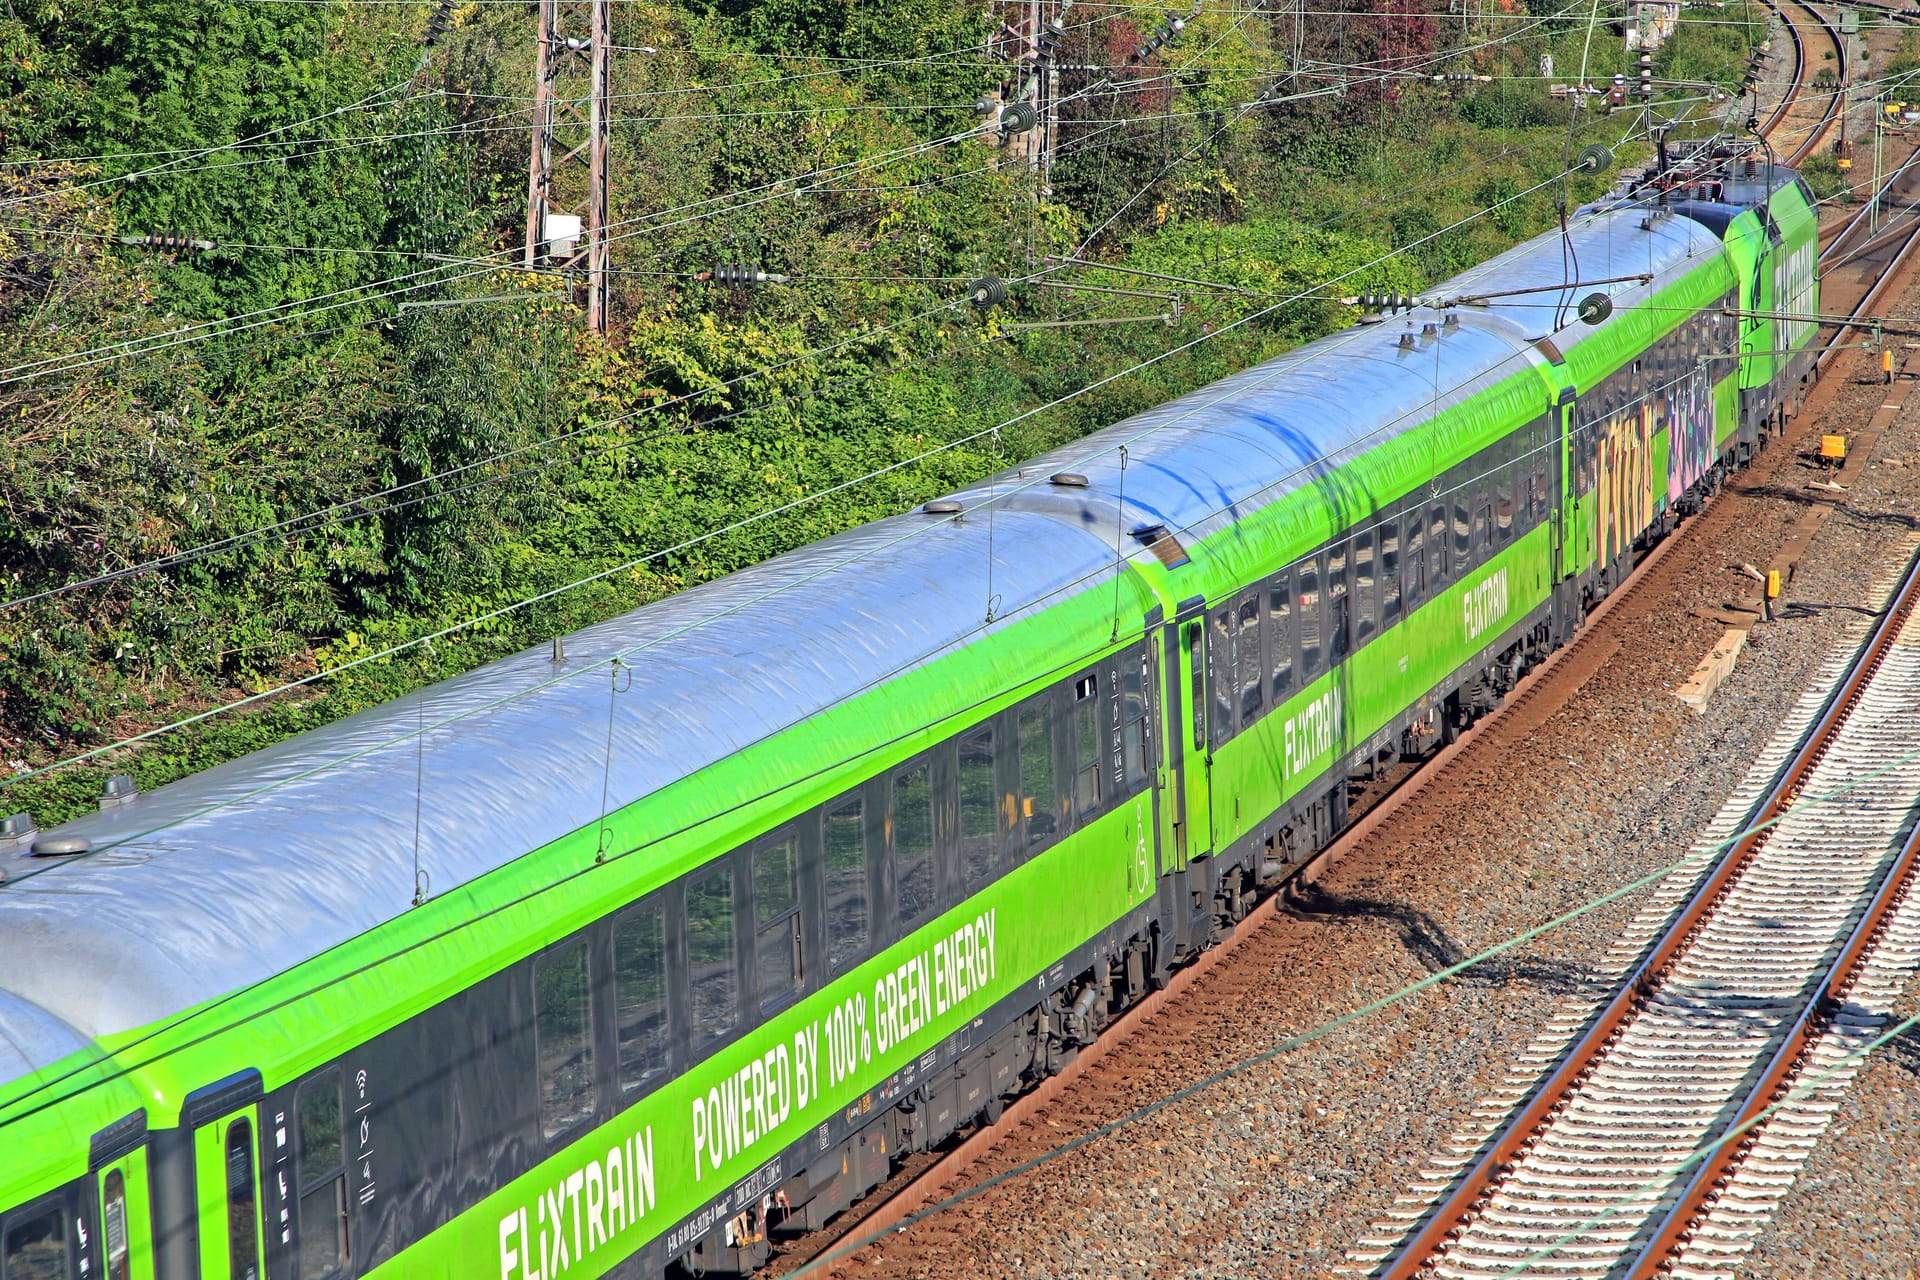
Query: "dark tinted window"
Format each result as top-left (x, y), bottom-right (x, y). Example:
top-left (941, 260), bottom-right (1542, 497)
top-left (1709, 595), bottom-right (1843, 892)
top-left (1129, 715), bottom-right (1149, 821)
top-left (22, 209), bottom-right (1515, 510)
top-left (893, 762), bottom-right (935, 924)
top-left (1496, 457), bottom-right (1514, 545)
top-left (1539, 430), bottom-right (1553, 522)
top-left (1297, 559), bottom-right (1323, 679)
top-left (754, 834), bottom-right (802, 1010)
top-left (3, 1204), bottom-right (65, 1280)
top-left (1268, 572), bottom-right (1294, 700)
top-left (823, 798), bottom-right (868, 971)
top-left (297, 1072), bottom-right (347, 1277)
top-left (1119, 656), bottom-right (1150, 791)
top-left (1403, 509), bottom-right (1425, 607)
top-left (1452, 485), bottom-right (1472, 576)
top-left (1429, 501), bottom-right (1449, 588)
top-left (1380, 517), bottom-right (1403, 627)
top-left (1327, 541), bottom-right (1350, 662)
top-left (1353, 528), bottom-right (1376, 642)
top-left (688, 865), bottom-right (737, 1042)
top-left (614, 903), bottom-right (669, 1090)
top-left (1072, 676), bottom-right (1101, 816)
top-left (958, 727), bottom-right (998, 888)
top-left (1019, 698), bottom-right (1059, 850)
top-left (104, 1171), bottom-right (129, 1280)
top-left (227, 1118), bottom-right (259, 1280)
top-left (1208, 606), bottom-right (1233, 749)
top-left (535, 943), bottom-right (593, 1139)
top-left (1185, 621), bottom-right (1204, 750)
top-left (1236, 594), bottom-right (1263, 724)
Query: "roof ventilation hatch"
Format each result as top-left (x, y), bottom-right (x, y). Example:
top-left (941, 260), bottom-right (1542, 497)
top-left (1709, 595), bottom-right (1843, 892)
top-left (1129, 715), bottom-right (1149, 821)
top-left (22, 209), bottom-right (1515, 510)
top-left (100, 773), bottom-right (139, 810)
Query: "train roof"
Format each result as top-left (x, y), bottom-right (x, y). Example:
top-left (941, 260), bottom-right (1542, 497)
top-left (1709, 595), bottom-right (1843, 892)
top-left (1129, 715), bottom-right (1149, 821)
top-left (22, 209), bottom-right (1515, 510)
top-left (0, 204), bottom-right (1732, 1088)
top-left (0, 510), bottom-right (1121, 1078)
top-left (1440, 200), bottom-right (1729, 359)
top-left (947, 205), bottom-right (1724, 548)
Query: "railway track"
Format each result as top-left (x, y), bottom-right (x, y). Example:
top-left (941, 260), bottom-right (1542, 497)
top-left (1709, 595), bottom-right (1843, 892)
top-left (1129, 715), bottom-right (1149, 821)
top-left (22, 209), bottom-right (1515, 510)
top-left (1364, 534), bottom-right (1920, 1279)
top-left (1758, 0), bottom-right (1847, 166)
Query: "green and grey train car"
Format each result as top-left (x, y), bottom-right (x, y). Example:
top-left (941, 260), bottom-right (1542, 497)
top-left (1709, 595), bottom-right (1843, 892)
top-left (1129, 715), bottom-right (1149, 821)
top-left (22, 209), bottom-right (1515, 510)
top-left (0, 159), bottom-right (1820, 1280)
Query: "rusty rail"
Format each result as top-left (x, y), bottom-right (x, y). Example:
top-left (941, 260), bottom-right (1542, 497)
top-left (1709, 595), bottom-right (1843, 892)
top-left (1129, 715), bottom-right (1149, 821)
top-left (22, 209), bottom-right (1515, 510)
top-left (1380, 543), bottom-right (1920, 1279)
top-left (1625, 786), bottom-right (1920, 1273)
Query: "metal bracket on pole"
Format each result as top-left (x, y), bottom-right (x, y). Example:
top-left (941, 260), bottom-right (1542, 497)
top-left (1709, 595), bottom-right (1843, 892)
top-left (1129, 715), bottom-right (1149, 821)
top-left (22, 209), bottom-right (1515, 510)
top-left (526, 0), bottom-right (611, 333)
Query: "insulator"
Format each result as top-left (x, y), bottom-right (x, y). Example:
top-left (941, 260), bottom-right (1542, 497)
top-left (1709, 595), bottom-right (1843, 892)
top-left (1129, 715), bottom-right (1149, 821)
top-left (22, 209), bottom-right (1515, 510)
top-left (1577, 292), bottom-right (1614, 325)
top-left (999, 101), bottom-right (1038, 135)
top-left (1576, 143), bottom-right (1614, 173)
top-left (1356, 291), bottom-right (1416, 314)
top-left (968, 275), bottom-right (1008, 309)
top-left (712, 263), bottom-right (788, 288)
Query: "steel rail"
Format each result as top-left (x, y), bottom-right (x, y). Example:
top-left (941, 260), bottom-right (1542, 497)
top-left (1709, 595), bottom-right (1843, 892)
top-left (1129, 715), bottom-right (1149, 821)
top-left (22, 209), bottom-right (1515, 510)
top-left (1760, 2), bottom-right (1809, 141)
top-left (1378, 516), bottom-right (1920, 1280)
top-left (1626, 648), bottom-right (1920, 1274)
top-left (1757, 0), bottom-right (1846, 165)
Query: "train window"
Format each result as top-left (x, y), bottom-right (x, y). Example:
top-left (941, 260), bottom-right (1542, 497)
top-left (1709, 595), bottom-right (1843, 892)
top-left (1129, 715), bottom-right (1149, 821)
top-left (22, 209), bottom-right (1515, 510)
top-left (1326, 542), bottom-right (1349, 663)
top-left (1268, 572), bottom-right (1294, 701)
top-left (1018, 698), bottom-right (1060, 851)
top-left (1296, 559), bottom-right (1323, 679)
top-left (1352, 528), bottom-right (1376, 643)
top-left (296, 1072), bottom-right (348, 1277)
top-left (1380, 518), bottom-right (1402, 627)
top-left (1451, 486), bottom-right (1471, 575)
top-left (1208, 606), bottom-right (1233, 750)
top-left (1403, 510), bottom-right (1425, 608)
top-left (1120, 657), bottom-right (1150, 791)
top-left (958, 726), bottom-right (998, 889)
top-left (1235, 594), bottom-right (1262, 725)
top-left (823, 797), bottom-right (868, 971)
top-left (104, 1170), bottom-right (129, 1280)
top-left (687, 865), bottom-right (738, 1043)
top-left (227, 1118), bottom-right (260, 1280)
top-left (893, 761), bottom-right (936, 925)
top-left (1473, 500), bottom-right (1491, 560)
top-left (3, 1203), bottom-right (66, 1280)
top-left (1533, 431), bottom-right (1549, 524)
top-left (1496, 462), bottom-right (1514, 546)
top-left (1186, 621), bottom-right (1205, 752)
top-left (754, 834), bottom-right (803, 1010)
top-left (1429, 501), bottom-right (1449, 588)
top-left (535, 943), bottom-right (594, 1140)
top-left (1072, 676), bottom-right (1102, 816)
top-left (614, 903), bottom-right (669, 1091)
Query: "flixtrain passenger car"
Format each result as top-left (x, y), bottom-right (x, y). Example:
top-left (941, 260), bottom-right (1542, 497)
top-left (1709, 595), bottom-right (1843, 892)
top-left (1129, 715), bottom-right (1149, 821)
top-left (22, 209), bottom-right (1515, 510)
top-left (0, 152), bottom-right (1819, 1280)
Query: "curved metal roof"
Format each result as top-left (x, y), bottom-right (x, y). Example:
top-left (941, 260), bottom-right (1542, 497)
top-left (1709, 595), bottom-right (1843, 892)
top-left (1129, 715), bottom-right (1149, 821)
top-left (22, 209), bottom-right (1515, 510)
top-left (0, 510), bottom-right (1121, 1071)
top-left (0, 205), bottom-right (1729, 1088)
top-left (1440, 203), bottom-right (1729, 357)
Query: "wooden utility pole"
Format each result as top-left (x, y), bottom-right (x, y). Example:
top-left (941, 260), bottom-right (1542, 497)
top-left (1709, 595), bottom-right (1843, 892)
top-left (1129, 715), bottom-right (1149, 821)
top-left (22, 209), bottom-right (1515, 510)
top-left (526, 0), bottom-right (611, 332)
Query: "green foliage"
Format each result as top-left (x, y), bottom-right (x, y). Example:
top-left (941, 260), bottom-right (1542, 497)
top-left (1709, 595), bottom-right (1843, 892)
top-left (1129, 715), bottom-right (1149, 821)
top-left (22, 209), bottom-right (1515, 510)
top-left (1798, 151), bottom-right (1845, 203)
top-left (1658, 1), bottom-right (1765, 98)
top-left (1, 0), bottom-right (1639, 825)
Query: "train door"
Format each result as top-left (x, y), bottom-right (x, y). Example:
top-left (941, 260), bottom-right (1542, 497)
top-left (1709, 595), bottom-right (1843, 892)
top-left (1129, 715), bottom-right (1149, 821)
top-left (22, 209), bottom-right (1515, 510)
top-left (1145, 606), bottom-right (1175, 878)
top-left (1166, 596), bottom-right (1211, 866)
top-left (186, 1077), bottom-right (265, 1280)
top-left (1548, 397), bottom-right (1573, 632)
top-left (90, 1117), bottom-right (150, 1280)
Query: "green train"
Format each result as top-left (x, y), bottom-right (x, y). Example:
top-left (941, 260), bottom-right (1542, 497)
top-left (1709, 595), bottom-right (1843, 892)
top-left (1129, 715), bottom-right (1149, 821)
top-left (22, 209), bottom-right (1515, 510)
top-left (0, 144), bottom-right (1819, 1280)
